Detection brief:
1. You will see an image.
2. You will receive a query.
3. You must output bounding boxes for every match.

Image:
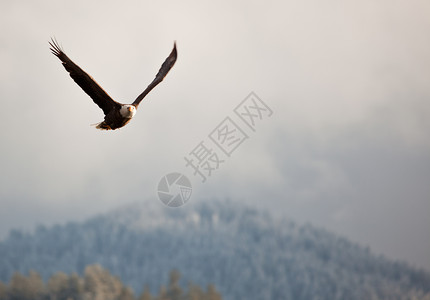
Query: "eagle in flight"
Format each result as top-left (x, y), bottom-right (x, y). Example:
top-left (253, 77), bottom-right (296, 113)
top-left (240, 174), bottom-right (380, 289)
top-left (49, 38), bottom-right (177, 130)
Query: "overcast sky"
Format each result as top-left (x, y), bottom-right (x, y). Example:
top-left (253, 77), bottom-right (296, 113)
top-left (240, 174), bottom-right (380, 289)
top-left (0, 0), bottom-right (429, 270)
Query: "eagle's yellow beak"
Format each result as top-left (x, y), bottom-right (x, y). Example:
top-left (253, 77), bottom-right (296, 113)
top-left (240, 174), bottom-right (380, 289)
top-left (128, 107), bottom-right (133, 112)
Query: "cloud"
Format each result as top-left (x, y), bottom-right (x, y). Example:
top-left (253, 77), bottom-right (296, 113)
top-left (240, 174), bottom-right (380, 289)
top-left (262, 95), bottom-right (430, 269)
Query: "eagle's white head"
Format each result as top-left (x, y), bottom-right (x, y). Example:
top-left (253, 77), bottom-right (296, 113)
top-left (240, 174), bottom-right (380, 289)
top-left (120, 105), bottom-right (137, 119)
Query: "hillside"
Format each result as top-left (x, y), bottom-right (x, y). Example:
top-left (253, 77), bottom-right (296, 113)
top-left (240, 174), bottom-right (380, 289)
top-left (0, 200), bottom-right (429, 300)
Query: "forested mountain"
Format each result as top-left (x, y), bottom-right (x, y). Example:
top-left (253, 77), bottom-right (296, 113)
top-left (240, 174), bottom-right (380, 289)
top-left (0, 200), bottom-right (429, 300)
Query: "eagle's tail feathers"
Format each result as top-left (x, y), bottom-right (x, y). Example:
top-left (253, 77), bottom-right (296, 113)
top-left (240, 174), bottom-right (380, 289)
top-left (91, 122), bottom-right (112, 130)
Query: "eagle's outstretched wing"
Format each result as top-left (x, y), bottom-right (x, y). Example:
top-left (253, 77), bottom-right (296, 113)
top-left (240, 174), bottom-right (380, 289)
top-left (132, 42), bottom-right (177, 108)
top-left (49, 38), bottom-right (121, 115)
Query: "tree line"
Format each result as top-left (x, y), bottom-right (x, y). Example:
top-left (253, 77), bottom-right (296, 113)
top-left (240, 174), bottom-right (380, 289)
top-left (0, 264), bottom-right (222, 300)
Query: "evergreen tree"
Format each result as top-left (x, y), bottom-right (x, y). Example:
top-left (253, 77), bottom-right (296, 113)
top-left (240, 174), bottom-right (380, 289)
top-left (7, 272), bottom-right (40, 300)
top-left (166, 270), bottom-right (183, 300)
top-left (138, 285), bottom-right (152, 300)
top-left (156, 286), bottom-right (168, 300)
top-left (67, 272), bottom-right (85, 300)
top-left (83, 264), bottom-right (124, 300)
top-left (26, 271), bottom-right (45, 299)
top-left (118, 286), bottom-right (135, 300)
top-left (185, 282), bottom-right (204, 300)
top-left (205, 284), bottom-right (222, 300)
top-left (46, 271), bottom-right (69, 300)
top-left (0, 282), bottom-right (7, 300)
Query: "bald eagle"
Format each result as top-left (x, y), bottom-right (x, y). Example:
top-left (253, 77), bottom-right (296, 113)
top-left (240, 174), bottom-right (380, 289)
top-left (49, 38), bottom-right (177, 130)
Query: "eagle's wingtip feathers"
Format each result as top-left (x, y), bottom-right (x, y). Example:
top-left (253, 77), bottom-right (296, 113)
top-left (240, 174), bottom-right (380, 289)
top-left (49, 37), bottom-right (63, 57)
top-left (170, 41), bottom-right (177, 56)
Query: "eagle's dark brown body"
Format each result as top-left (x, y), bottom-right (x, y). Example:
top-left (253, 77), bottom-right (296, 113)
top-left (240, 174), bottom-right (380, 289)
top-left (97, 110), bottom-right (133, 130)
top-left (49, 39), bottom-right (177, 130)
